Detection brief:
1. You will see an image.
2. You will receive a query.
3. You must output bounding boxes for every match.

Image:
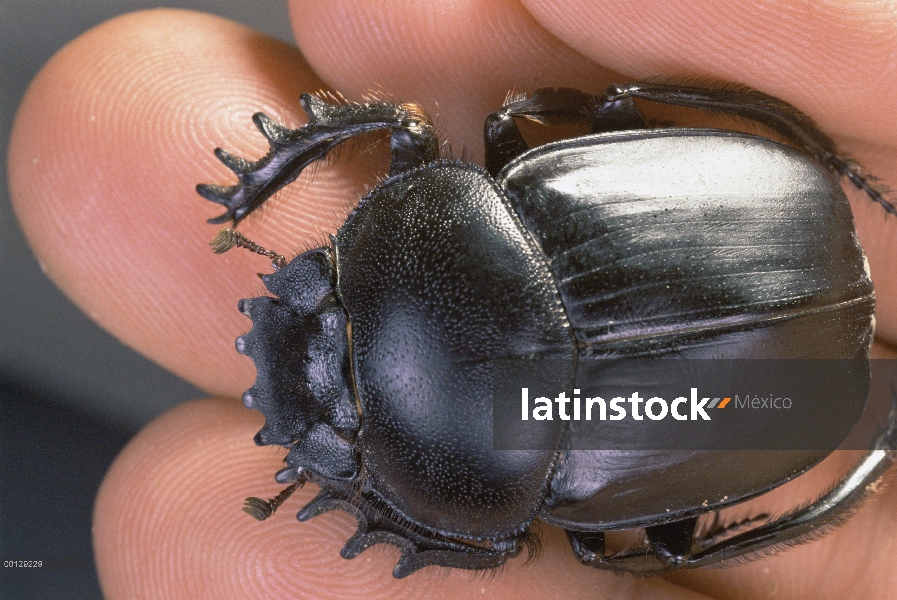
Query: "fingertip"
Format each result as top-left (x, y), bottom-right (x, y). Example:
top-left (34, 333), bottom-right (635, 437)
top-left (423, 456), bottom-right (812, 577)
top-left (93, 398), bottom-right (439, 599)
top-left (287, 0), bottom-right (617, 156)
top-left (519, 0), bottom-right (897, 140)
top-left (8, 9), bottom-right (351, 397)
top-left (93, 398), bottom-right (342, 599)
top-left (94, 399), bottom-right (700, 599)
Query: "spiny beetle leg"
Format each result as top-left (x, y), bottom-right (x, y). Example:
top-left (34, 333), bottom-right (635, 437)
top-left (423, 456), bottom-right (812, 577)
top-left (198, 94), bottom-right (438, 225)
top-left (598, 81), bottom-right (897, 215)
top-left (570, 391), bottom-right (897, 574)
top-left (685, 390), bottom-right (897, 568)
top-left (295, 477), bottom-right (516, 577)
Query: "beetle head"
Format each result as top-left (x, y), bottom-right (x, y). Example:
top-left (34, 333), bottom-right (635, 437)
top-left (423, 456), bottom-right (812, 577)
top-left (237, 247), bottom-right (360, 481)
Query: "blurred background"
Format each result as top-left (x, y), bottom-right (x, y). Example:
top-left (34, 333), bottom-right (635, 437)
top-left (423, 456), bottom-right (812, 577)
top-left (1, 2), bottom-right (294, 597)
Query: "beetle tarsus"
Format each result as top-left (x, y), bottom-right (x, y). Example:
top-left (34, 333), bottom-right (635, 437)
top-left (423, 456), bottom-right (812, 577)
top-left (829, 157), bottom-right (897, 217)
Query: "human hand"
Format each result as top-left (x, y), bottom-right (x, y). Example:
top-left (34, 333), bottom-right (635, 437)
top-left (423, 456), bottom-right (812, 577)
top-left (8, 2), bottom-right (897, 598)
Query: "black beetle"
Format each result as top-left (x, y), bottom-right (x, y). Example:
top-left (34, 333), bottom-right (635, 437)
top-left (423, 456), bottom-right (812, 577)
top-left (198, 83), bottom-right (897, 576)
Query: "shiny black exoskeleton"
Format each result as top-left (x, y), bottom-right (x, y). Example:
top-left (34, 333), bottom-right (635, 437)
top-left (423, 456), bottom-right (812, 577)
top-left (198, 83), bottom-right (897, 576)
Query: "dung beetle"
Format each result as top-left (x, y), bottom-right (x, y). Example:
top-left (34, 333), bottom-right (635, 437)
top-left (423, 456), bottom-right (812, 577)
top-left (198, 83), bottom-right (897, 576)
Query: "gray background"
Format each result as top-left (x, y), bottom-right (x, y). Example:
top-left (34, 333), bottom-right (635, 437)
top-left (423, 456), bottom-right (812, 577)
top-left (1, 2), bottom-right (295, 597)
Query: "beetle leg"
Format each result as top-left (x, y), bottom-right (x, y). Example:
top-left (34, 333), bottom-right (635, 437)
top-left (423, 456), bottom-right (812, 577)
top-left (644, 516), bottom-right (698, 566)
top-left (484, 88), bottom-right (599, 176)
top-left (567, 533), bottom-right (663, 574)
top-left (567, 517), bottom-right (699, 572)
top-left (596, 81), bottom-right (897, 215)
top-left (295, 482), bottom-right (518, 577)
top-left (590, 92), bottom-right (650, 133)
top-left (693, 511), bottom-right (770, 549)
top-left (684, 392), bottom-right (897, 567)
top-left (198, 94), bottom-right (439, 224)
top-left (570, 390), bottom-right (897, 574)
top-left (570, 444), bottom-right (895, 574)
top-left (565, 530), bottom-right (606, 567)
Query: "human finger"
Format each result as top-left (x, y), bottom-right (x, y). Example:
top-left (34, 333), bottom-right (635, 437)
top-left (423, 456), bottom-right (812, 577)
top-left (9, 9), bottom-right (358, 398)
top-left (94, 398), bottom-right (713, 599)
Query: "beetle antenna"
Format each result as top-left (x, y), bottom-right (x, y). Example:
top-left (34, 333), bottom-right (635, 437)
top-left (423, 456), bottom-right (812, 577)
top-left (210, 227), bottom-right (286, 269)
top-left (242, 480), bottom-right (304, 521)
